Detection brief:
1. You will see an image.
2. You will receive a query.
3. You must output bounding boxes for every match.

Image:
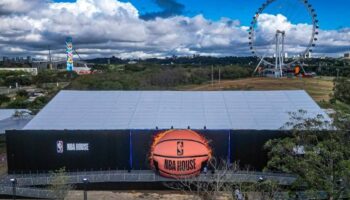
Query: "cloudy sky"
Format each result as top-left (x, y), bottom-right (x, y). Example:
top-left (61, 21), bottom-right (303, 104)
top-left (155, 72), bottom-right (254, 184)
top-left (0, 0), bottom-right (349, 59)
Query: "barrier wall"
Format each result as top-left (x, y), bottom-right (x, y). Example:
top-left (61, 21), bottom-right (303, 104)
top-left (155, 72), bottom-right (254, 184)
top-left (6, 130), bottom-right (287, 173)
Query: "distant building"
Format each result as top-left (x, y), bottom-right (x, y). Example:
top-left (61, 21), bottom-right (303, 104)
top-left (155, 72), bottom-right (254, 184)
top-left (128, 60), bottom-right (137, 64)
top-left (27, 56), bottom-right (32, 63)
top-left (344, 53), bottom-right (350, 60)
top-left (74, 66), bottom-right (93, 75)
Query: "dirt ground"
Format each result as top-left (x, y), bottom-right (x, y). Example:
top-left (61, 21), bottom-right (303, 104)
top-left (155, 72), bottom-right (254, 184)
top-left (181, 77), bottom-right (334, 102)
top-left (65, 190), bottom-right (263, 200)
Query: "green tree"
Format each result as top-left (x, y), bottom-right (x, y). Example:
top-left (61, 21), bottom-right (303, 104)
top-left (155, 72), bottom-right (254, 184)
top-left (4, 75), bottom-right (32, 87)
top-left (265, 110), bottom-right (350, 200)
top-left (0, 94), bottom-right (10, 105)
top-left (6, 97), bottom-right (29, 109)
top-left (29, 96), bottom-right (50, 114)
top-left (333, 78), bottom-right (350, 105)
top-left (49, 167), bottom-right (73, 200)
top-left (90, 64), bottom-right (107, 72)
top-left (16, 89), bottom-right (29, 98)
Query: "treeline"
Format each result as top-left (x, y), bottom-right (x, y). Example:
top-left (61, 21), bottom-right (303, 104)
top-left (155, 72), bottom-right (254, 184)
top-left (70, 65), bottom-right (253, 90)
top-left (0, 71), bottom-right (32, 87)
top-left (86, 55), bottom-right (348, 66)
top-left (307, 65), bottom-right (350, 77)
top-left (86, 56), bottom-right (260, 66)
top-left (0, 70), bottom-right (76, 87)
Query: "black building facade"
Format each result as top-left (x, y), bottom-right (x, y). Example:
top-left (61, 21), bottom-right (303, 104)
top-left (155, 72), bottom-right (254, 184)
top-left (6, 129), bottom-right (284, 173)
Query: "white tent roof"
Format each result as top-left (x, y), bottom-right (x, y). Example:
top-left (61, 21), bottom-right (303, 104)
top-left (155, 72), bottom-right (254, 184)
top-left (23, 90), bottom-right (330, 130)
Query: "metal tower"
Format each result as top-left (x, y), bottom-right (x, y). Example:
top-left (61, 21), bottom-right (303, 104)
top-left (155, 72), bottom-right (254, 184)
top-left (275, 30), bottom-right (285, 78)
top-left (249, 0), bottom-right (319, 78)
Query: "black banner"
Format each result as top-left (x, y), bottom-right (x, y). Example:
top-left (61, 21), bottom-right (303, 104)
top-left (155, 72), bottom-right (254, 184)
top-left (6, 130), bottom-right (130, 173)
top-left (6, 129), bottom-right (287, 173)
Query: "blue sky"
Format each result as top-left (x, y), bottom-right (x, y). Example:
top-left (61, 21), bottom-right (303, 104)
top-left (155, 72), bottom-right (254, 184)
top-left (1, 0), bottom-right (349, 58)
top-left (58, 0), bottom-right (349, 30)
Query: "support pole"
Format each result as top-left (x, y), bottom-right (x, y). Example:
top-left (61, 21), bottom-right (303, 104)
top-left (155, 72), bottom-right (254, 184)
top-left (252, 55), bottom-right (266, 76)
top-left (10, 178), bottom-right (16, 200)
top-left (218, 66), bottom-right (221, 85)
top-left (275, 33), bottom-right (278, 78)
top-left (275, 30), bottom-right (286, 78)
top-left (211, 65), bottom-right (214, 87)
top-left (280, 32), bottom-right (285, 77)
top-left (83, 178), bottom-right (89, 200)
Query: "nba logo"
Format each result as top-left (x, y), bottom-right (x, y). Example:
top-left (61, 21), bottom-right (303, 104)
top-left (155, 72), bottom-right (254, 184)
top-left (57, 141), bottom-right (64, 153)
top-left (177, 141), bottom-right (184, 156)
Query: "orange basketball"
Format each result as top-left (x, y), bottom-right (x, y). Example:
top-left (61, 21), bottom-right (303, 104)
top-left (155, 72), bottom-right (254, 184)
top-left (151, 129), bottom-right (211, 179)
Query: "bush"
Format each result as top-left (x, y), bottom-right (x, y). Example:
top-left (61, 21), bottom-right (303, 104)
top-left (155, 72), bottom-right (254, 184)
top-left (4, 75), bottom-right (32, 87)
top-left (34, 70), bottom-right (78, 84)
top-left (70, 73), bottom-right (126, 90)
top-left (0, 94), bottom-right (10, 105)
top-left (7, 97), bottom-right (29, 108)
top-left (29, 96), bottom-right (50, 112)
top-left (189, 68), bottom-right (211, 84)
top-left (49, 167), bottom-right (74, 199)
top-left (16, 90), bottom-right (29, 98)
top-left (125, 64), bottom-right (146, 72)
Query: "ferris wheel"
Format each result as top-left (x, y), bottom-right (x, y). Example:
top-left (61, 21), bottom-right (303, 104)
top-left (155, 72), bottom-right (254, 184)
top-left (249, 0), bottom-right (319, 77)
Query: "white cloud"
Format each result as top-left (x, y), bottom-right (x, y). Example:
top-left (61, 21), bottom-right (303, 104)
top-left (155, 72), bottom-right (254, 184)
top-left (0, 0), bottom-right (44, 15)
top-left (0, 0), bottom-right (348, 59)
top-left (253, 13), bottom-right (315, 57)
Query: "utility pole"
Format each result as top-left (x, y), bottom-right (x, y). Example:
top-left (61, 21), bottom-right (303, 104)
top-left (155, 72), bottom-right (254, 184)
top-left (211, 65), bottom-right (214, 87)
top-left (218, 66), bottom-right (221, 85)
top-left (48, 45), bottom-right (52, 69)
top-left (336, 68), bottom-right (340, 80)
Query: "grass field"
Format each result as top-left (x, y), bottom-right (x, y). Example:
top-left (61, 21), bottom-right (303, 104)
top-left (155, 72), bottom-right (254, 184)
top-left (181, 77), bottom-right (334, 102)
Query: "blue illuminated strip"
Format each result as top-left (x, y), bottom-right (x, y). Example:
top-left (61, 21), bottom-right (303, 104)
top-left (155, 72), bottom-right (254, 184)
top-left (228, 130), bottom-right (231, 163)
top-left (129, 130), bottom-right (133, 170)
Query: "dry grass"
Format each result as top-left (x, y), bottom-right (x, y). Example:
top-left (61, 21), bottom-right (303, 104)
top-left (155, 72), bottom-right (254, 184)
top-left (181, 77), bottom-right (334, 102)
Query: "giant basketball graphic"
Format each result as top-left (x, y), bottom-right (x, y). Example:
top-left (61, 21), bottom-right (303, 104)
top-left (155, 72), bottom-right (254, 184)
top-left (150, 129), bottom-right (211, 178)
